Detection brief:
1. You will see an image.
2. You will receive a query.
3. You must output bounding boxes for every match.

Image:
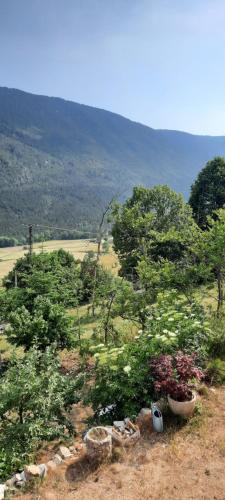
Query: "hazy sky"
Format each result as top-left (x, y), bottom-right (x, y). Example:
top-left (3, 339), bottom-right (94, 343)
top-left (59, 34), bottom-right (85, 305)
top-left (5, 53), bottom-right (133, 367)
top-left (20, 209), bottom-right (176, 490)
top-left (1, 0), bottom-right (225, 135)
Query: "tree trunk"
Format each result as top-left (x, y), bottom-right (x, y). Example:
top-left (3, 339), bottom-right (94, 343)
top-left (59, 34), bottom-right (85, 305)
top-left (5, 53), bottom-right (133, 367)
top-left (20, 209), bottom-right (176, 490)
top-left (19, 405), bottom-right (23, 425)
top-left (217, 269), bottom-right (223, 316)
top-left (91, 238), bottom-right (101, 317)
top-left (91, 199), bottom-right (114, 317)
top-left (104, 292), bottom-right (116, 344)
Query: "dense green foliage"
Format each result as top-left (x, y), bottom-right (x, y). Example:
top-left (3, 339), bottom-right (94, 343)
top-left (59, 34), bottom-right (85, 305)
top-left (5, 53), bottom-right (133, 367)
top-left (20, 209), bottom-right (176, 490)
top-left (0, 237), bottom-right (19, 248)
top-left (88, 291), bottom-right (210, 419)
top-left (0, 348), bottom-right (81, 480)
top-left (79, 251), bottom-right (112, 305)
top-left (0, 249), bottom-right (113, 350)
top-left (206, 358), bottom-right (225, 385)
top-left (6, 296), bottom-right (75, 351)
top-left (3, 249), bottom-right (82, 309)
top-left (1, 87), bottom-right (225, 236)
top-left (189, 157), bottom-right (225, 228)
top-left (2, 171), bottom-right (225, 480)
top-left (197, 209), bottom-right (225, 313)
top-left (112, 185), bottom-right (198, 280)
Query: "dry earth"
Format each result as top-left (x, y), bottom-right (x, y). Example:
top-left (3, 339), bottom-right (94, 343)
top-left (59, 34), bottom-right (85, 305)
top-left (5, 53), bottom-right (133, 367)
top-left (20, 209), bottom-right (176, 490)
top-left (15, 386), bottom-right (225, 500)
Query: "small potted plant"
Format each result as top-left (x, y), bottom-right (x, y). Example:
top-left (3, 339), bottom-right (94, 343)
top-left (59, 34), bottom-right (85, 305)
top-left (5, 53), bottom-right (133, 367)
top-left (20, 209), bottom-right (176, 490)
top-left (150, 352), bottom-right (204, 417)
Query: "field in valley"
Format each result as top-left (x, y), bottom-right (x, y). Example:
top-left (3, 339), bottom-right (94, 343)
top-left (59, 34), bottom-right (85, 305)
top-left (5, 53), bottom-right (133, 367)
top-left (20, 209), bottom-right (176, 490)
top-left (0, 239), bottom-right (118, 282)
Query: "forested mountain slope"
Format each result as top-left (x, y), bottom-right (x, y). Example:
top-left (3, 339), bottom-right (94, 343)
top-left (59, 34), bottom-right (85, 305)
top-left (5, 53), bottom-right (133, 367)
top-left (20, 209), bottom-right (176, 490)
top-left (1, 86), bottom-right (225, 237)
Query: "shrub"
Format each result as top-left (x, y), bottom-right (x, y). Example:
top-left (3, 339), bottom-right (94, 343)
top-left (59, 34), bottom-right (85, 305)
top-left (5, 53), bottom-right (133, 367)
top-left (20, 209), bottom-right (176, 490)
top-left (87, 291), bottom-right (209, 419)
top-left (3, 249), bottom-right (82, 309)
top-left (144, 290), bottom-right (211, 358)
top-left (87, 322), bottom-right (177, 420)
top-left (0, 237), bottom-right (19, 248)
top-left (87, 342), bottom-right (152, 420)
top-left (0, 348), bottom-right (81, 480)
top-left (208, 316), bottom-right (225, 359)
top-left (206, 358), bottom-right (225, 385)
top-left (79, 252), bottom-right (112, 304)
top-left (149, 352), bottom-right (204, 402)
top-left (6, 296), bottom-right (75, 351)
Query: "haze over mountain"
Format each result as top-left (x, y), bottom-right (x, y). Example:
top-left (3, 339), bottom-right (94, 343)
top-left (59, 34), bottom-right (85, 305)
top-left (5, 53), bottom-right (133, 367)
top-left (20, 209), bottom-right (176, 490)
top-left (1, 86), bottom-right (225, 238)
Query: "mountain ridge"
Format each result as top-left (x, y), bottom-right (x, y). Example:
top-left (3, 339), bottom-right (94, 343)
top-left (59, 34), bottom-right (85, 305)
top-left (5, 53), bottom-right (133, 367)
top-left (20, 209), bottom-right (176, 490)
top-left (1, 86), bottom-right (225, 238)
top-left (2, 86), bottom-right (224, 138)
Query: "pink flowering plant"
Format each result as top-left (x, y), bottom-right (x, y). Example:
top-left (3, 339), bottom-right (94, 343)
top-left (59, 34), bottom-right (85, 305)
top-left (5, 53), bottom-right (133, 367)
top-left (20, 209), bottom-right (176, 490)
top-left (150, 351), bottom-right (204, 402)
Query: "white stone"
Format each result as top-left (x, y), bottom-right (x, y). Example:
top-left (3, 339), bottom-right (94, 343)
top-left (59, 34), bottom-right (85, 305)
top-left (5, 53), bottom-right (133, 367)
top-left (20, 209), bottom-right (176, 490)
top-left (24, 464), bottom-right (41, 479)
top-left (6, 471), bottom-right (26, 489)
top-left (113, 421), bottom-right (125, 432)
top-left (138, 408), bottom-right (152, 417)
top-left (38, 464), bottom-right (47, 478)
top-left (53, 454), bottom-right (63, 465)
top-left (0, 484), bottom-right (5, 500)
top-left (58, 445), bottom-right (72, 459)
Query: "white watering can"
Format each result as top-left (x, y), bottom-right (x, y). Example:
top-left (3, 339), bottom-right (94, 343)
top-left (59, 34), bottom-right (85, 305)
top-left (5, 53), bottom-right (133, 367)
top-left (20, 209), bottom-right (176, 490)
top-left (151, 403), bottom-right (163, 432)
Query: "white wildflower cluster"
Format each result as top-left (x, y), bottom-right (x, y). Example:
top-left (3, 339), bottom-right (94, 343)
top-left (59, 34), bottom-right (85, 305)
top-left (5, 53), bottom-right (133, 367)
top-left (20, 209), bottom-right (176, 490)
top-left (123, 365), bottom-right (131, 374)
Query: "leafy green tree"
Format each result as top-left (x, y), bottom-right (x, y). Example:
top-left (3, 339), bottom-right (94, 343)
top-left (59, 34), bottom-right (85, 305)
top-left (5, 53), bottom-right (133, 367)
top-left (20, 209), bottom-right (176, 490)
top-left (112, 185), bottom-right (197, 278)
top-left (93, 277), bottom-right (133, 344)
top-left (137, 243), bottom-right (204, 304)
top-left (189, 157), bottom-right (225, 228)
top-left (80, 251), bottom-right (112, 305)
top-left (0, 347), bottom-right (81, 480)
top-left (197, 208), bottom-right (225, 314)
top-left (6, 296), bottom-right (75, 351)
top-left (3, 249), bottom-right (82, 309)
top-left (0, 237), bottom-right (19, 248)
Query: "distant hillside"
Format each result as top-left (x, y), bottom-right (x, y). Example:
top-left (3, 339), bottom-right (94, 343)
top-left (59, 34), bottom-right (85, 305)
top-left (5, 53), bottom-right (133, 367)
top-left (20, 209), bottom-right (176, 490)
top-left (1, 86), bottom-right (225, 238)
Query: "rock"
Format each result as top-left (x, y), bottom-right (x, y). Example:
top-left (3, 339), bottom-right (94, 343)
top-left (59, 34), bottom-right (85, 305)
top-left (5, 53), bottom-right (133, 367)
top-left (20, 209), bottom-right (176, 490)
top-left (52, 454), bottom-right (63, 465)
top-left (58, 445), bottom-right (72, 459)
top-left (138, 408), bottom-right (152, 418)
top-left (15, 471), bottom-right (26, 487)
top-left (38, 464), bottom-right (47, 478)
top-left (0, 484), bottom-right (6, 499)
top-left (69, 446), bottom-right (76, 453)
top-left (5, 476), bottom-right (16, 487)
top-left (113, 421), bottom-right (125, 432)
top-left (24, 464), bottom-right (42, 480)
top-left (136, 408), bottom-right (153, 434)
top-left (5, 472), bottom-right (26, 488)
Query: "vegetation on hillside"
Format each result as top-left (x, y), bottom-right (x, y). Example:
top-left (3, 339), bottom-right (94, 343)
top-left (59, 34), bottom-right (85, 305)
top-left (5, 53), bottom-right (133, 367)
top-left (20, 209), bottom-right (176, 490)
top-left (189, 156), bottom-right (225, 228)
top-left (1, 87), bottom-right (225, 237)
top-left (0, 161), bottom-right (225, 484)
top-left (0, 348), bottom-right (81, 479)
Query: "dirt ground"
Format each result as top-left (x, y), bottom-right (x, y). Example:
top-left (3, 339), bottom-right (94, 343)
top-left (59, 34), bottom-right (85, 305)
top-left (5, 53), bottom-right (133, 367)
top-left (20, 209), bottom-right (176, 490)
top-left (15, 386), bottom-right (225, 500)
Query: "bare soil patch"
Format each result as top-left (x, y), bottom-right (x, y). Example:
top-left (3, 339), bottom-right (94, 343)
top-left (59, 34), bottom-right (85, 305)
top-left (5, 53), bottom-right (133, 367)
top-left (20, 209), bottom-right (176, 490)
top-left (14, 386), bottom-right (225, 500)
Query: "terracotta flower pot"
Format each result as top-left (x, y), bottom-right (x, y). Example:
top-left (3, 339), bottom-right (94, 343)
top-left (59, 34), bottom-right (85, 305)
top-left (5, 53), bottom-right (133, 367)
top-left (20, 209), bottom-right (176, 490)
top-left (167, 391), bottom-right (197, 417)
